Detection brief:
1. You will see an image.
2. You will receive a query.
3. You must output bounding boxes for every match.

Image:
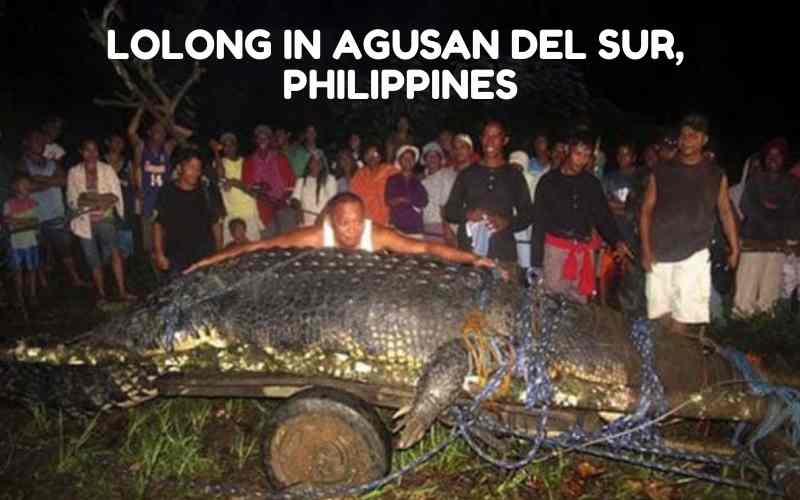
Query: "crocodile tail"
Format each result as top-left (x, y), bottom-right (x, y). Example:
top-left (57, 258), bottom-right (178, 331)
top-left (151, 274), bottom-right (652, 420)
top-left (0, 360), bottom-right (160, 416)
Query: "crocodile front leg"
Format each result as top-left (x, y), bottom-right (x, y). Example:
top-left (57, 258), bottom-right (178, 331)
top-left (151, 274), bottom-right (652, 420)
top-left (393, 339), bottom-right (469, 449)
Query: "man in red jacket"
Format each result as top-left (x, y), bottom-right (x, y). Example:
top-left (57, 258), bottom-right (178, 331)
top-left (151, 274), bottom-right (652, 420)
top-left (243, 124), bottom-right (296, 238)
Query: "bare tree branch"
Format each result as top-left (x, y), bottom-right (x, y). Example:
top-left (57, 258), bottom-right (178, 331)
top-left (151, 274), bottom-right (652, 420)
top-left (85, 5), bottom-right (150, 107)
top-left (88, 0), bottom-right (205, 130)
top-left (171, 61), bottom-right (206, 115)
top-left (93, 98), bottom-right (142, 109)
top-left (139, 62), bottom-right (173, 108)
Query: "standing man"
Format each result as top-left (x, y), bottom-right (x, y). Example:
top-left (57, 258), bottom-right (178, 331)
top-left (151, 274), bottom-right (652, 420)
top-left (128, 108), bottom-right (192, 256)
top-left (528, 130), bottom-right (551, 177)
top-left (41, 116), bottom-right (66, 166)
top-left (152, 148), bottom-right (217, 279)
top-left (657, 131), bottom-right (679, 163)
top-left (640, 114), bottom-right (739, 336)
top-left (444, 120), bottom-right (533, 264)
top-left (530, 132), bottom-right (631, 303)
top-left (734, 137), bottom-right (794, 315)
top-left (243, 125), bottom-right (297, 238)
top-left (19, 130), bottom-right (85, 288)
top-left (598, 142), bottom-right (640, 304)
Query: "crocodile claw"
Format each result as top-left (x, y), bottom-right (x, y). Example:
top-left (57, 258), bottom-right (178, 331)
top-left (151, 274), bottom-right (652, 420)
top-left (394, 413), bottom-right (429, 449)
top-left (392, 339), bottom-right (470, 449)
top-left (392, 404), bottom-right (412, 420)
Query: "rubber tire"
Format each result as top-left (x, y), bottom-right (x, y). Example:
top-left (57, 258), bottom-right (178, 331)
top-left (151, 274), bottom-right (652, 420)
top-left (261, 386), bottom-right (392, 491)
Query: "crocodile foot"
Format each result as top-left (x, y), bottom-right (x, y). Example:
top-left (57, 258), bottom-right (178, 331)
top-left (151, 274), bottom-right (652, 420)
top-left (390, 339), bottom-right (469, 449)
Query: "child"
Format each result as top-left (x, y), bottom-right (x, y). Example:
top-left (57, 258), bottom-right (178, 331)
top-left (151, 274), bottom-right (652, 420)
top-left (3, 175), bottom-right (40, 312)
top-left (225, 218), bottom-right (250, 249)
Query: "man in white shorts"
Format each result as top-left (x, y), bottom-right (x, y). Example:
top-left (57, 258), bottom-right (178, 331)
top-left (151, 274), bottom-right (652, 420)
top-left (640, 114), bottom-right (739, 336)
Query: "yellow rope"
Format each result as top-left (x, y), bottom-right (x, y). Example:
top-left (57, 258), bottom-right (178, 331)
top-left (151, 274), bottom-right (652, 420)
top-left (460, 309), bottom-right (514, 401)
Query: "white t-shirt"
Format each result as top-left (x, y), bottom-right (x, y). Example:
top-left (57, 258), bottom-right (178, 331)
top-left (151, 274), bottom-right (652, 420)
top-left (291, 175), bottom-right (337, 226)
top-left (323, 218), bottom-right (374, 251)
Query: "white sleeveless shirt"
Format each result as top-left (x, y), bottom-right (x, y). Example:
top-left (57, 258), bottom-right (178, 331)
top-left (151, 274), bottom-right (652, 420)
top-left (322, 218), bottom-right (374, 251)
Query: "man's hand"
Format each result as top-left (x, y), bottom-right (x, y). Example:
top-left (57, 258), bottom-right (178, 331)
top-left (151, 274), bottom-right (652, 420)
top-left (184, 255), bottom-right (216, 274)
top-left (465, 208), bottom-right (486, 222)
top-left (487, 215), bottom-right (509, 232)
top-left (153, 253), bottom-right (170, 271)
top-left (614, 241), bottom-right (634, 261)
top-left (728, 249), bottom-right (740, 269)
top-left (473, 257), bottom-right (495, 268)
top-left (641, 249), bottom-right (654, 272)
top-left (528, 267), bottom-right (544, 286)
top-left (473, 257), bottom-right (511, 281)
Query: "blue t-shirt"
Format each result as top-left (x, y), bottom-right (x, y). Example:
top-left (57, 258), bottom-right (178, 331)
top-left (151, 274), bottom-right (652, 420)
top-left (140, 145), bottom-right (171, 217)
top-left (23, 157), bottom-right (65, 222)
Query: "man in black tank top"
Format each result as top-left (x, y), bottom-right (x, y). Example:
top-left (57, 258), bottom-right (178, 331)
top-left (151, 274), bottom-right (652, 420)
top-left (640, 114), bottom-right (739, 337)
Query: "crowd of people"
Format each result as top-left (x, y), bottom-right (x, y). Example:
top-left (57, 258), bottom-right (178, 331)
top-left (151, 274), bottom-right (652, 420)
top-left (2, 112), bottom-right (799, 340)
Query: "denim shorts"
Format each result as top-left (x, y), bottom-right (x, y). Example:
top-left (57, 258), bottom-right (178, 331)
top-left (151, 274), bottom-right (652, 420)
top-left (7, 245), bottom-right (41, 271)
top-left (79, 220), bottom-right (118, 270)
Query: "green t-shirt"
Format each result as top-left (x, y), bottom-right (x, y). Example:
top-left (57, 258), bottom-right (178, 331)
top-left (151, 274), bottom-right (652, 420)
top-left (287, 144), bottom-right (311, 178)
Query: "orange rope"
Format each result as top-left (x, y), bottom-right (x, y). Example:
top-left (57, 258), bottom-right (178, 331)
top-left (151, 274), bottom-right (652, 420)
top-left (460, 309), bottom-right (514, 401)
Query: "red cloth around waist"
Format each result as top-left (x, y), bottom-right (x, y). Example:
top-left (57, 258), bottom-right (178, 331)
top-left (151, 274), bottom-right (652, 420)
top-left (545, 233), bottom-right (600, 296)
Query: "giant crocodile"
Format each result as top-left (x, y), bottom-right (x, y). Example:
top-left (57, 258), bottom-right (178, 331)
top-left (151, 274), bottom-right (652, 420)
top-left (1, 247), bottom-right (799, 494)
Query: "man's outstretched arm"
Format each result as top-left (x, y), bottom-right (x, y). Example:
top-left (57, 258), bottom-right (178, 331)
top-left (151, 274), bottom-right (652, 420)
top-left (184, 226), bottom-right (321, 273)
top-left (375, 225), bottom-right (494, 268)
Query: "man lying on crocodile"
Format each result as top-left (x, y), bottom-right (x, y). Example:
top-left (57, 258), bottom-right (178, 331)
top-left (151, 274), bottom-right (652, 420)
top-left (184, 191), bottom-right (497, 273)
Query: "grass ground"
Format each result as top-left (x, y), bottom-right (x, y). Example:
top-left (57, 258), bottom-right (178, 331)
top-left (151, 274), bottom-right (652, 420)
top-left (0, 397), bottom-right (775, 500)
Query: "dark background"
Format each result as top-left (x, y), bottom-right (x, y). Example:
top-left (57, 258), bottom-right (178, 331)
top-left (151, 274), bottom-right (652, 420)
top-left (2, 0), bottom-right (797, 178)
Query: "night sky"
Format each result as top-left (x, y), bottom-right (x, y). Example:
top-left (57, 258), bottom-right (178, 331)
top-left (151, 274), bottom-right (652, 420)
top-left (2, 1), bottom-right (797, 174)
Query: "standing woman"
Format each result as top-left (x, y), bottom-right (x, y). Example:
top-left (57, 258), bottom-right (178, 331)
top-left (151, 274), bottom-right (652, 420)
top-left (291, 148), bottom-right (337, 226)
top-left (385, 145), bottom-right (428, 238)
